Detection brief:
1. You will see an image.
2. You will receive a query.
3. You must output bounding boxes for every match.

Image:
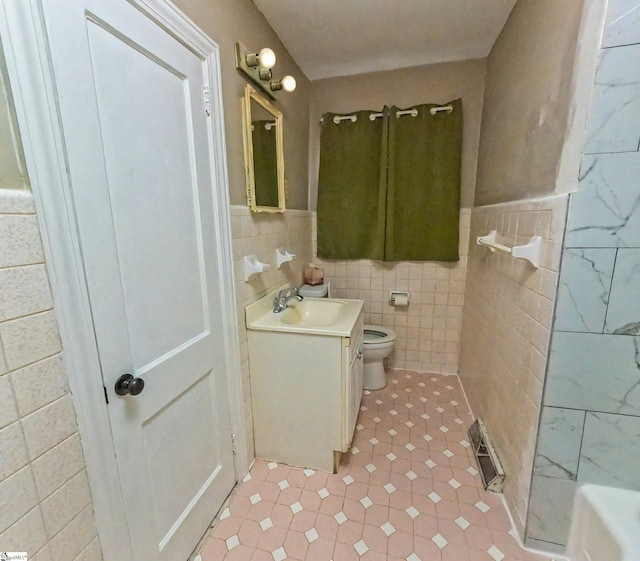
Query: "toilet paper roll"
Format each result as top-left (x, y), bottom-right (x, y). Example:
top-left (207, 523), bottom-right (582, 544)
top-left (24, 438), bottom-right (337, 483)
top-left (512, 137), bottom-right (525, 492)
top-left (392, 293), bottom-right (409, 306)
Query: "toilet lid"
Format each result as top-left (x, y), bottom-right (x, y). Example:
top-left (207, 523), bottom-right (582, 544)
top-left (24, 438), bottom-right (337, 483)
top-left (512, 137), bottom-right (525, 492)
top-left (363, 324), bottom-right (397, 344)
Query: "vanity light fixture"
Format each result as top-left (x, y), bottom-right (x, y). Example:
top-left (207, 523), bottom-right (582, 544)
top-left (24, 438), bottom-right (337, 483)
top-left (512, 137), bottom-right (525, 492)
top-left (270, 75), bottom-right (296, 93)
top-left (235, 41), bottom-right (296, 100)
top-left (245, 47), bottom-right (276, 69)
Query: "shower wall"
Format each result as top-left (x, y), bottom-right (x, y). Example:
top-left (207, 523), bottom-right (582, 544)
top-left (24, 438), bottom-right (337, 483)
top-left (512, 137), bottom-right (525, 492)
top-left (526, 1), bottom-right (640, 550)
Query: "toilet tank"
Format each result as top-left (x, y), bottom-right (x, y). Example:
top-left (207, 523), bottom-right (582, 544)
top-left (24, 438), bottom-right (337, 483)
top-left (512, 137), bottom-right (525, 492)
top-left (298, 281), bottom-right (333, 298)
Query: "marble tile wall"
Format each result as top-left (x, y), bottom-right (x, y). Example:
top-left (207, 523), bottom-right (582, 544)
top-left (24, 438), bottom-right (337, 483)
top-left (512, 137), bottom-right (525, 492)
top-left (230, 205), bottom-right (315, 460)
top-left (0, 189), bottom-right (102, 560)
top-left (526, 0), bottom-right (640, 549)
top-left (313, 210), bottom-right (471, 374)
top-left (458, 196), bottom-right (568, 539)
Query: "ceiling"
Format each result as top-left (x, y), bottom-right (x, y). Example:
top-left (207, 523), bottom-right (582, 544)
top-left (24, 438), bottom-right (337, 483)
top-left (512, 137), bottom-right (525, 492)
top-left (251, 0), bottom-right (518, 80)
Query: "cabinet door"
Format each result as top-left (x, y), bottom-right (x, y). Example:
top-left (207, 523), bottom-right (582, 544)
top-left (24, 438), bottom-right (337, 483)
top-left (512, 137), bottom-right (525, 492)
top-left (345, 333), bottom-right (364, 449)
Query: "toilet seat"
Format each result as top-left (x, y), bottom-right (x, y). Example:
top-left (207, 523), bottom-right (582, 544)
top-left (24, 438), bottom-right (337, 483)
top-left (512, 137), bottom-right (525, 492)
top-left (363, 325), bottom-right (396, 346)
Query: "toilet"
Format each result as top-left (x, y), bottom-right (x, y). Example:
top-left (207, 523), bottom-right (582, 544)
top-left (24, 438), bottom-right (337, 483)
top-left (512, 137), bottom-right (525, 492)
top-left (362, 325), bottom-right (396, 390)
top-left (298, 282), bottom-right (396, 390)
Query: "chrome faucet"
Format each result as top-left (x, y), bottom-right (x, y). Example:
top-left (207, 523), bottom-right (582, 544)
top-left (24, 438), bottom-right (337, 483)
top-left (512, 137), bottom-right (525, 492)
top-left (273, 287), bottom-right (303, 313)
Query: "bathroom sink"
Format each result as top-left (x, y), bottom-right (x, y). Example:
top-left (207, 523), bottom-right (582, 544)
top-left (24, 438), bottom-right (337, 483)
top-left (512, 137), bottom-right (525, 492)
top-left (279, 299), bottom-right (347, 327)
top-left (245, 288), bottom-right (364, 337)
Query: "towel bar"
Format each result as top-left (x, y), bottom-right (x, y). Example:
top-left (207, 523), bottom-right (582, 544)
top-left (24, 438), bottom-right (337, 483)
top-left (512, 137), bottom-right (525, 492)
top-left (476, 230), bottom-right (542, 268)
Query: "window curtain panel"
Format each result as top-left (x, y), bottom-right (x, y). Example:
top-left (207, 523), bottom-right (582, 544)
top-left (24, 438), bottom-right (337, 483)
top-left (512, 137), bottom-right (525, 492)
top-left (385, 99), bottom-right (463, 262)
top-left (251, 120), bottom-right (279, 207)
top-left (317, 109), bottom-right (388, 260)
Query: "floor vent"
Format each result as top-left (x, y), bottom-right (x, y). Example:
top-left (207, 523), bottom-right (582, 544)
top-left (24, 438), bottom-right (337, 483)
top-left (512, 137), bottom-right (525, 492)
top-left (468, 418), bottom-right (505, 492)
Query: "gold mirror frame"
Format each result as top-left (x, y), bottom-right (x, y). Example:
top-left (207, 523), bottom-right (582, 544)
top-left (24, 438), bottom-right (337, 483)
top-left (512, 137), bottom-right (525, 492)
top-left (242, 84), bottom-right (285, 213)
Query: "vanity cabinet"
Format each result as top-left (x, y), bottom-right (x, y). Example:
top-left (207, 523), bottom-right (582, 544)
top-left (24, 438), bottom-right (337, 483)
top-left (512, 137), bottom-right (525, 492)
top-left (247, 303), bottom-right (363, 473)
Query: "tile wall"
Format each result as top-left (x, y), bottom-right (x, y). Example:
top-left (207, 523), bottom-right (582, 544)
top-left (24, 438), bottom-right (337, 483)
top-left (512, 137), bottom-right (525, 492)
top-left (458, 196), bottom-right (568, 538)
top-left (314, 210), bottom-right (471, 375)
top-left (0, 189), bottom-right (101, 560)
top-left (230, 205), bottom-right (315, 460)
top-left (526, 0), bottom-right (640, 549)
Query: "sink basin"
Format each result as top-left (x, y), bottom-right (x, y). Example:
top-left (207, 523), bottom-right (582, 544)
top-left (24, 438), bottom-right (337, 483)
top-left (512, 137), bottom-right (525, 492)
top-left (279, 299), bottom-right (347, 327)
top-left (245, 289), bottom-right (364, 337)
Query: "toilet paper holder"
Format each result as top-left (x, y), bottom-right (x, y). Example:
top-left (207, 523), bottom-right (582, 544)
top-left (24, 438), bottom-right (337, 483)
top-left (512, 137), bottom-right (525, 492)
top-left (389, 291), bottom-right (409, 306)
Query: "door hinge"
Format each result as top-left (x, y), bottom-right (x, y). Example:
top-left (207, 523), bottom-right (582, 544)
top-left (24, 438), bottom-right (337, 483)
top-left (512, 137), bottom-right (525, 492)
top-left (103, 385), bottom-right (109, 405)
top-left (204, 86), bottom-right (211, 117)
top-left (231, 433), bottom-right (237, 455)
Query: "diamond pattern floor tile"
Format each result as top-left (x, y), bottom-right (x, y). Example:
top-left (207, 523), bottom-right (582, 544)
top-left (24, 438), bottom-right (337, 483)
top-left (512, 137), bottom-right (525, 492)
top-left (198, 370), bottom-right (550, 560)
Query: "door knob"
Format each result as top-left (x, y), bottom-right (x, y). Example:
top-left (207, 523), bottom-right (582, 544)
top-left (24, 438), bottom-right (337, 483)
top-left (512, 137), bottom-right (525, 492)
top-left (114, 373), bottom-right (145, 396)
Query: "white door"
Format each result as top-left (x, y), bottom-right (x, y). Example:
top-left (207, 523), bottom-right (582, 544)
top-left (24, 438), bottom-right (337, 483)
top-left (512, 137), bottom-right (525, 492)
top-left (39, 1), bottom-right (236, 559)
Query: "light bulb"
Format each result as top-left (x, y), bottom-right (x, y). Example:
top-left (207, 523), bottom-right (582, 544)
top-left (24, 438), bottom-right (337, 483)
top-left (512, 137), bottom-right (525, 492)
top-left (258, 48), bottom-right (276, 69)
top-left (281, 75), bottom-right (296, 92)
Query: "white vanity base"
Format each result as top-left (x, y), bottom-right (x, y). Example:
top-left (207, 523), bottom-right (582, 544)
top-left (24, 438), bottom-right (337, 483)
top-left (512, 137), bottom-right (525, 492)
top-left (246, 291), bottom-right (363, 473)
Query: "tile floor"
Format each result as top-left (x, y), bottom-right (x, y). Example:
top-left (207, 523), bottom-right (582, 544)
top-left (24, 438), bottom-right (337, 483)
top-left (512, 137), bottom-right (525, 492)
top-left (197, 371), bottom-right (551, 561)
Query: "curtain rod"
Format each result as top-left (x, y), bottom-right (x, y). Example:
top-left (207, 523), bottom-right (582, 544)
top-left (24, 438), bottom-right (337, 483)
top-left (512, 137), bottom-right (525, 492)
top-left (320, 105), bottom-right (453, 124)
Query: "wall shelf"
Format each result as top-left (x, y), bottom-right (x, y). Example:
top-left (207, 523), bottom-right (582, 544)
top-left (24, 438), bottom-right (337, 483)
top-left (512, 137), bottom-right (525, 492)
top-left (476, 230), bottom-right (542, 268)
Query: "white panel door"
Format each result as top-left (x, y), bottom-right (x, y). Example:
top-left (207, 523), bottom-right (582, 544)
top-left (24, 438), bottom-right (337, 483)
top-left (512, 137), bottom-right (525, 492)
top-left (39, 1), bottom-right (235, 559)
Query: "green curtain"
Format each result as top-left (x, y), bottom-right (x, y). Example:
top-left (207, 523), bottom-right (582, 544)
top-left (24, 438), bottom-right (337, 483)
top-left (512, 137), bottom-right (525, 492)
top-left (385, 99), bottom-right (463, 261)
top-left (252, 120), bottom-right (278, 207)
top-left (316, 100), bottom-right (462, 262)
top-left (317, 109), bottom-right (388, 260)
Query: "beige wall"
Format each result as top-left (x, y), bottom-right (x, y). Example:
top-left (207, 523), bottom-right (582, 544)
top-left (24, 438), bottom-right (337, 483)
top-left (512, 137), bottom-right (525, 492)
top-left (173, 0), bottom-right (311, 209)
top-left (458, 195), bottom-right (567, 537)
top-left (474, 0), bottom-right (585, 205)
top-left (0, 189), bottom-right (102, 560)
top-left (309, 58), bottom-right (487, 210)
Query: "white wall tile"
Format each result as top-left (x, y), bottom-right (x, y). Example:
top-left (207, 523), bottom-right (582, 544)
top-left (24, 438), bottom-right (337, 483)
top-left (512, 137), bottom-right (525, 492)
top-left (578, 412), bottom-right (640, 489)
top-left (49, 506), bottom-right (98, 561)
top-left (602, 0), bottom-right (640, 48)
top-left (0, 374), bottom-right (17, 429)
top-left (0, 311), bottom-right (62, 371)
top-left (0, 421), bottom-right (29, 480)
top-left (546, 332), bottom-right (640, 415)
top-left (605, 248), bottom-right (640, 333)
top-left (0, 506), bottom-right (48, 555)
top-left (31, 434), bottom-right (85, 500)
top-left (73, 538), bottom-right (103, 561)
top-left (555, 248), bottom-right (616, 332)
top-left (0, 345), bottom-right (6, 375)
top-left (0, 465), bottom-right (39, 533)
top-left (21, 395), bottom-right (78, 460)
top-left (0, 264), bottom-right (53, 322)
top-left (31, 546), bottom-right (53, 561)
top-left (583, 44), bottom-right (640, 153)
top-left (10, 355), bottom-right (68, 417)
top-left (0, 189), bottom-right (100, 557)
top-left (565, 153), bottom-right (640, 247)
top-left (40, 470), bottom-right (92, 537)
top-left (534, 407), bottom-right (585, 479)
top-left (526, 475), bottom-right (576, 546)
top-left (0, 214), bottom-right (44, 268)
top-left (0, 188), bottom-right (36, 214)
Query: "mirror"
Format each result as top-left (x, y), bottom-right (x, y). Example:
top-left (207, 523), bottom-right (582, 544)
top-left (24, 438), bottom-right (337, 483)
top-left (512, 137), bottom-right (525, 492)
top-left (242, 84), bottom-right (285, 212)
